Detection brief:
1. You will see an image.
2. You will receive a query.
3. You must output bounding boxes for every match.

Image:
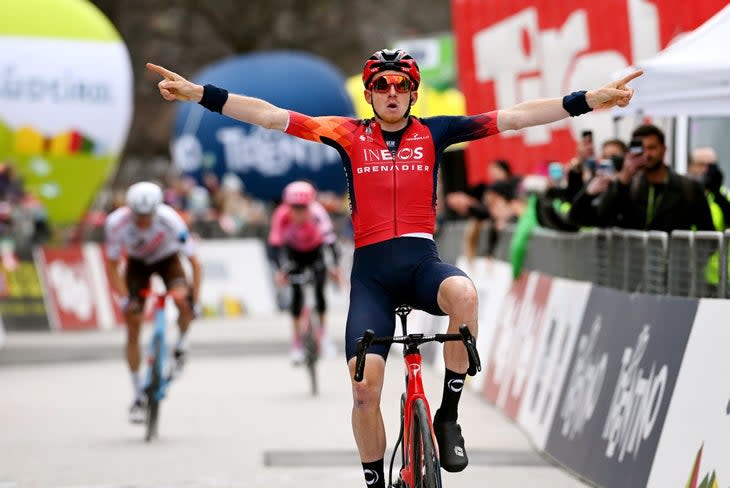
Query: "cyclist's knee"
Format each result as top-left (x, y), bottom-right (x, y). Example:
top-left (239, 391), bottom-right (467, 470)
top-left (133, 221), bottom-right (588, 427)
top-left (439, 276), bottom-right (477, 314)
top-left (352, 380), bottom-right (382, 411)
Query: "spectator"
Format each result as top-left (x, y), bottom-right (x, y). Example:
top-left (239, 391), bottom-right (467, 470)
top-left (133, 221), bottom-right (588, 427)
top-left (689, 147), bottom-right (730, 231)
top-left (570, 124), bottom-right (714, 232)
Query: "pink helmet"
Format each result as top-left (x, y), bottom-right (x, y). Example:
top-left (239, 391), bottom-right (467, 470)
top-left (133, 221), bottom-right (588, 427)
top-left (283, 181), bottom-right (316, 206)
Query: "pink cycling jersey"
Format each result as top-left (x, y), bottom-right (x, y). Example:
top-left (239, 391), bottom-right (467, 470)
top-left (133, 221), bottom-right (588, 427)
top-left (285, 112), bottom-right (499, 248)
top-left (268, 200), bottom-right (336, 253)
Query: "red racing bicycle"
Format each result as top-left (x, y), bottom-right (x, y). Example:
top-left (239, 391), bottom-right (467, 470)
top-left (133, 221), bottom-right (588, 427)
top-left (354, 305), bottom-right (481, 488)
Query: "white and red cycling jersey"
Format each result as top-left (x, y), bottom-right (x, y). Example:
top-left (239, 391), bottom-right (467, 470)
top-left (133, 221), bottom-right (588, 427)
top-left (268, 200), bottom-right (336, 253)
top-left (105, 203), bottom-right (195, 265)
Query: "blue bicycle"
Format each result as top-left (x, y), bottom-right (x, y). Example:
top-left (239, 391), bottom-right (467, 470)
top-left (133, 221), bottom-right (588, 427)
top-left (142, 290), bottom-right (176, 442)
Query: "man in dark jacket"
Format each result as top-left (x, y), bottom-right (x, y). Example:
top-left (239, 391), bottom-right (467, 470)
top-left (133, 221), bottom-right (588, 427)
top-left (570, 124), bottom-right (713, 232)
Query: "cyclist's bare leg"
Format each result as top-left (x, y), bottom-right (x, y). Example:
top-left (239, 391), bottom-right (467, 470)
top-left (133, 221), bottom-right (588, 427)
top-left (437, 275), bottom-right (478, 373)
top-left (170, 283), bottom-right (193, 335)
top-left (348, 354), bottom-right (387, 462)
top-left (124, 307), bottom-right (143, 372)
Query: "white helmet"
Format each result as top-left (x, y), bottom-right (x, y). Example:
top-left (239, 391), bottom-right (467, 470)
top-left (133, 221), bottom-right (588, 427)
top-left (126, 181), bottom-right (163, 215)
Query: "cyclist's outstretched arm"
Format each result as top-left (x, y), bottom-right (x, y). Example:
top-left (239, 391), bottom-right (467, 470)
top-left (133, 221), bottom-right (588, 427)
top-left (496, 69), bottom-right (643, 132)
top-left (146, 63), bottom-right (289, 131)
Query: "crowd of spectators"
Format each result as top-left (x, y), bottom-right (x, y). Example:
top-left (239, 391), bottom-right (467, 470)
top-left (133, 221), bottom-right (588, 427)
top-left (0, 161), bottom-right (50, 269)
top-left (443, 123), bottom-right (729, 261)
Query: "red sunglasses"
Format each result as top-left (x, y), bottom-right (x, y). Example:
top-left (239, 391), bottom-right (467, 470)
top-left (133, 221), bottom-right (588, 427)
top-left (369, 74), bottom-right (412, 93)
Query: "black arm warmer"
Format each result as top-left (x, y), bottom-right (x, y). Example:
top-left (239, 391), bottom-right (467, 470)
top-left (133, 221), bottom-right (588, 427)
top-left (199, 84), bottom-right (229, 113)
top-left (562, 90), bottom-right (593, 117)
top-left (266, 244), bottom-right (282, 269)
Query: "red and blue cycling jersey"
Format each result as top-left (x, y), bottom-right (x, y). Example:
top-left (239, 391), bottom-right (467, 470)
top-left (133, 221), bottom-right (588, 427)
top-left (285, 112), bottom-right (500, 248)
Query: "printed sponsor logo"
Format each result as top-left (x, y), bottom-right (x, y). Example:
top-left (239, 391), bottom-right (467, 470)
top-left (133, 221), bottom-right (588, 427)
top-left (1, 64), bottom-right (112, 104)
top-left (184, 125), bottom-right (340, 176)
top-left (363, 469), bottom-right (379, 485)
top-left (559, 317), bottom-right (608, 440)
top-left (601, 325), bottom-right (668, 462)
top-left (356, 163), bottom-right (430, 175)
top-left (448, 379), bottom-right (465, 393)
top-left (361, 147), bottom-right (425, 163)
top-left (405, 134), bottom-right (430, 141)
top-left (686, 444), bottom-right (720, 488)
top-left (47, 260), bottom-right (93, 321)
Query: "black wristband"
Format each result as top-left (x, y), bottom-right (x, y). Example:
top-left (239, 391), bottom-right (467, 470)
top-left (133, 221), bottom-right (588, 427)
top-left (562, 90), bottom-right (593, 117)
top-left (199, 84), bottom-right (229, 113)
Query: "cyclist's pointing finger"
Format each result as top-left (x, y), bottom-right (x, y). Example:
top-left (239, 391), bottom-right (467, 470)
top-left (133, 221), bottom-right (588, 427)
top-left (146, 62), bottom-right (179, 81)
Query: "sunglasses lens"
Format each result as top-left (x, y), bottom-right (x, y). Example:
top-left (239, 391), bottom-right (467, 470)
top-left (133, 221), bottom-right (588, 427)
top-left (371, 75), bottom-right (411, 93)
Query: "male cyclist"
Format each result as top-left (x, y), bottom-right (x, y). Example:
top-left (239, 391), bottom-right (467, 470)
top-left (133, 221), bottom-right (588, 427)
top-left (148, 50), bottom-right (640, 487)
top-left (268, 180), bottom-right (342, 364)
top-left (104, 181), bottom-right (202, 424)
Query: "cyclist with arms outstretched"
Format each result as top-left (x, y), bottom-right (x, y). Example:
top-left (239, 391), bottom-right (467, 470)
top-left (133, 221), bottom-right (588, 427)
top-left (147, 51), bottom-right (641, 487)
top-left (268, 180), bottom-right (342, 363)
top-left (105, 181), bottom-right (202, 424)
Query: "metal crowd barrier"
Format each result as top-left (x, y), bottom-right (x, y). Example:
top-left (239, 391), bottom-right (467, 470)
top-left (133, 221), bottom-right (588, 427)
top-left (437, 219), bottom-right (728, 299)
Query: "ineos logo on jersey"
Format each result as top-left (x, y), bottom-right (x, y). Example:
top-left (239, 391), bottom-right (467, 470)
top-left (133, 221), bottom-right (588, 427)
top-left (363, 469), bottom-right (379, 485)
top-left (361, 147), bottom-right (424, 163)
top-left (448, 379), bottom-right (464, 393)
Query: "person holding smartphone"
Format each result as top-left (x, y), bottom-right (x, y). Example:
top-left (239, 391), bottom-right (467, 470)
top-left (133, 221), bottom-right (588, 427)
top-left (571, 124), bottom-right (713, 232)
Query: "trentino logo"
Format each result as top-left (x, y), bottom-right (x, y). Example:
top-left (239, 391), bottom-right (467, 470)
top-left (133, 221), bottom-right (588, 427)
top-left (685, 444), bottom-right (720, 488)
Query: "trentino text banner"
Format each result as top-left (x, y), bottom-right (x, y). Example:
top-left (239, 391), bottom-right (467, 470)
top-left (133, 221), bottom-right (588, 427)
top-left (543, 286), bottom-right (697, 488)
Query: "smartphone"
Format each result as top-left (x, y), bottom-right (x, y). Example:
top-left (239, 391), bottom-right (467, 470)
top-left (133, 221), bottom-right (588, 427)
top-left (597, 159), bottom-right (614, 175)
top-left (629, 138), bottom-right (644, 155)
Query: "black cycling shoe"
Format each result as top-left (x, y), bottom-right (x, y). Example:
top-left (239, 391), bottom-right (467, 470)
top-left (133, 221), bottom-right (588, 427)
top-left (433, 411), bottom-right (468, 472)
top-left (173, 349), bottom-right (186, 376)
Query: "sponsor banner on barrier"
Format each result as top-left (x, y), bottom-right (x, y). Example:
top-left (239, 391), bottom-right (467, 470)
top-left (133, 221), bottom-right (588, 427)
top-left (0, 260), bottom-right (49, 330)
top-left (483, 271), bottom-right (553, 419)
top-left (456, 257), bottom-right (513, 392)
top-left (197, 239), bottom-right (276, 316)
top-left (35, 246), bottom-right (106, 331)
top-left (544, 287), bottom-right (698, 488)
top-left (646, 300), bottom-right (730, 488)
top-left (517, 278), bottom-right (591, 449)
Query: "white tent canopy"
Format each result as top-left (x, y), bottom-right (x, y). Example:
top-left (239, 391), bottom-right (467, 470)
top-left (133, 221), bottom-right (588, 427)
top-left (618, 4), bottom-right (730, 117)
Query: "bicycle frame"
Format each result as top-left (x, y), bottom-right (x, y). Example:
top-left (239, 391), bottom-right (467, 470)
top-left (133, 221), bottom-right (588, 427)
top-left (400, 349), bottom-right (439, 488)
top-left (354, 307), bottom-right (481, 488)
top-left (145, 293), bottom-right (170, 402)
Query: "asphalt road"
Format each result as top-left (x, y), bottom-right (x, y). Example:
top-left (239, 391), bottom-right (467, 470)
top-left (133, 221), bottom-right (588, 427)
top-left (0, 312), bottom-right (588, 488)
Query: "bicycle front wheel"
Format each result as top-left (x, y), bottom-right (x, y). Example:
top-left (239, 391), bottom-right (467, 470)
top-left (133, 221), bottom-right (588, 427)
top-left (302, 311), bottom-right (318, 396)
top-left (410, 398), bottom-right (442, 488)
top-left (145, 338), bottom-right (162, 442)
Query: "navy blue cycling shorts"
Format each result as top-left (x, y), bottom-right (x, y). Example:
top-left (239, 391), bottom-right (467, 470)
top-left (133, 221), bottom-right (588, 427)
top-left (345, 237), bottom-right (469, 361)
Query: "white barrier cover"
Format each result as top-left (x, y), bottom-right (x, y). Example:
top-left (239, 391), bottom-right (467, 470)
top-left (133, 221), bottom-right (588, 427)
top-left (457, 257), bottom-right (513, 392)
top-left (646, 299), bottom-right (730, 488)
top-left (516, 278), bottom-right (592, 449)
top-left (197, 239), bottom-right (276, 316)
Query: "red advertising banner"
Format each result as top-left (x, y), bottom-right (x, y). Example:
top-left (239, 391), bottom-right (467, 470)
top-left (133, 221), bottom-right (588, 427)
top-left (483, 271), bottom-right (552, 419)
top-left (451, 0), bottom-right (727, 184)
top-left (36, 246), bottom-right (99, 330)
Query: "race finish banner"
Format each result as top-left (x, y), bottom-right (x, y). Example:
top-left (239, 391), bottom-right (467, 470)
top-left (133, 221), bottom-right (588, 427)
top-left (0, 260), bottom-right (49, 330)
top-left (452, 0), bottom-right (728, 183)
top-left (544, 286), bottom-right (698, 488)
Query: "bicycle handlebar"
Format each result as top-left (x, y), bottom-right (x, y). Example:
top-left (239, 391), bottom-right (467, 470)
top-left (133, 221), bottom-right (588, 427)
top-left (353, 325), bottom-right (482, 382)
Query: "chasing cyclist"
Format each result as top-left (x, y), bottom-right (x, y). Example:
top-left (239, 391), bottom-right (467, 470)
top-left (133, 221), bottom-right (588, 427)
top-left (147, 51), bottom-right (640, 487)
top-left (104, 181), bottom-right (202, 424)
top-left (268, 180), bottom-right (342, 364)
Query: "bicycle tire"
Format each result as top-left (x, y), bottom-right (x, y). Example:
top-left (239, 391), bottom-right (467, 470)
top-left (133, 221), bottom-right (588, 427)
top-left (302, 310), bottom-right (319, 396)
top-left (145, 338), bottom-right (162, 442)
top-left (410, 398), bottom-right (442, 488)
